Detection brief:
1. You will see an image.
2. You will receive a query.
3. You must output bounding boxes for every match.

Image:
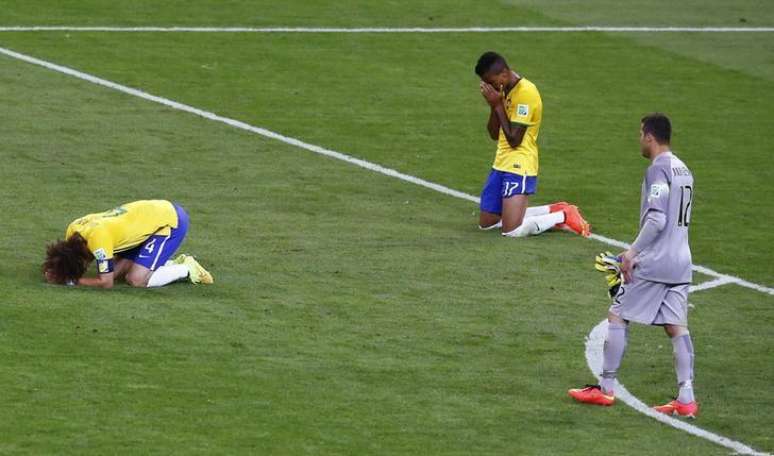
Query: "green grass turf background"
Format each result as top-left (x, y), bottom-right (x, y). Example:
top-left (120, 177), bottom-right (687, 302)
top-left (0, 1), bottom-right (772, 454)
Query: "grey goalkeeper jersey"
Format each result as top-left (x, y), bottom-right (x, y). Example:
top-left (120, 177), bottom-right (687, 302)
top-left (635, 151), bottom-right (694, 284)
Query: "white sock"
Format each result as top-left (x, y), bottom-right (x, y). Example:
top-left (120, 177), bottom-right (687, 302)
top-left (525, 205), bottom-right (550, 217)
top-left (479, 220), bottom-right (502, 230)
top-left (502, 212), bottom-right (565, 237)
top-left (147, 264), bottom-right (190, 288)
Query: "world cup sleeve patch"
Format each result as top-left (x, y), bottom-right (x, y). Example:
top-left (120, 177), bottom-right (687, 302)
top-left (517, 104), bottom-right (529, 117)
top-left (649, 183), bottom-right (669, 201)
top-left (93, 248), bottom-right (107, 261)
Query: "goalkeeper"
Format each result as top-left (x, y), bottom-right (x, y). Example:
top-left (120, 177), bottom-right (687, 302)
top-left (567, 114), bottom-right (698, 418)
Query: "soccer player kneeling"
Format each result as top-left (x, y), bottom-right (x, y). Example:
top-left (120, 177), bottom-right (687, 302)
top-left (568, 114), bottom-right (698, 418)
top-left (43, 199), bottom-right (213, 289)
top-left (474, 51), bottom-right (590, 238)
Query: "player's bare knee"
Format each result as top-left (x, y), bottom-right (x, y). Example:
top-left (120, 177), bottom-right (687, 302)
top-left (664, 324), bottom-right (688, 338)
top-left (607, 312), bottom-right (627, 326)
top-left (479, 212), bottom-right (501, 229)
top-left (126, 272), bottom-right (150, 288)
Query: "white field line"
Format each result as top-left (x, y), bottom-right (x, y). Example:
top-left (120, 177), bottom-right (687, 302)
top-left (689, 276), bottom-right (737, 293)
top-left (2, 42), bottom-right (772, 455)
top-left (0, 25), bottom-right (774, 33)
top-left (1, 44), bottom-right (771, 297)
top-left (1, 26), bottom-right (774, 33)
top-left (585, 319), bottom-right (771, 456)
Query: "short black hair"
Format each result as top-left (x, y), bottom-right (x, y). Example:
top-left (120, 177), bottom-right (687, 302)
top-left (475, 51), bottom-right (508, 77)
top-left (641, 113), bottom-right (672, 144)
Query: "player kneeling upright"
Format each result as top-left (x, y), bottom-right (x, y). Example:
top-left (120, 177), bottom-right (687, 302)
top-left (43, 200), bottom-right (213, 289)
top-left (569, 114), bottom-right (698, 417)
top-left (474, 51), bottom-right (590, 238)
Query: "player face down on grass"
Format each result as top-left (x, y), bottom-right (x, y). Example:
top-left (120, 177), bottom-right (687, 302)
top-left (42, 200), bottom-right (213, 289)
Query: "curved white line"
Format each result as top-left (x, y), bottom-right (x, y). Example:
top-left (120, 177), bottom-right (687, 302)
top-left (0, 26), bottom-right (773, 33)
top-left (586, 320), bottom-right (771, 456)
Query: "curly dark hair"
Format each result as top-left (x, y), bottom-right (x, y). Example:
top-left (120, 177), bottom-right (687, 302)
top-left (42, 233), bottom-right (94, 284)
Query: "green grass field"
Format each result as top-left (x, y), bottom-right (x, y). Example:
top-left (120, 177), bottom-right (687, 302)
top-left (1, 1), bottom-right (772, 454)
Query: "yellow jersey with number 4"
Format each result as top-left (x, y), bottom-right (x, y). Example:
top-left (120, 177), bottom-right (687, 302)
top-left (65, 200), bottom-right (179, 265)
top-left (493, 78), bottom-right (542, 177)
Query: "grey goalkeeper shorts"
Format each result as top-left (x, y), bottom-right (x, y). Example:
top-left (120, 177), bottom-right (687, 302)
top-left (609, 277), bottom-right (690, 326)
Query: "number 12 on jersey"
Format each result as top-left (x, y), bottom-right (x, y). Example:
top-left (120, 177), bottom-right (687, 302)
top-left (678, 185), bottom-right (692, 227)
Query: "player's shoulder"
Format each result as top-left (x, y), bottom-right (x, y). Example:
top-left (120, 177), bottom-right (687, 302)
top-left (519, 78), bottom-right (540, 95)
top-left (661, 152), bottom-right (692, 178)
top-left (646, 155), bottom-right (672, 181)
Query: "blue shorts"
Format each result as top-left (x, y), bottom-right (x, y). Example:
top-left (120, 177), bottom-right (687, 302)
top-left (118, 204), bottom-right (189, 271)
top-left (479, 169), bottom-right (538, 215)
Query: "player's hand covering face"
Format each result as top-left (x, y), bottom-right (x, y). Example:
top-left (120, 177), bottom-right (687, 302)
top-left (480, 81), bottom-right (502, 107)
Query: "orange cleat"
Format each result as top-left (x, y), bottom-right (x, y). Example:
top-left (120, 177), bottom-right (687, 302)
top-left (568, 384), bottom-right (615, 406)
top-left (549, 201), bottom-right (571, 231)
top-left (653, 399), bottom-right (699, 418)
top-left (549, 201), bottom-right (570, 213)
top-left (562, 205), bottom-right (591, 237)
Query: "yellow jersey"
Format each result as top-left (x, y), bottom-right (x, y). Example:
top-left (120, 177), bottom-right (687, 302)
top-left (492, 78), bottom-right (542, 176)
top-left (66, 200), bottom-right (179, 271)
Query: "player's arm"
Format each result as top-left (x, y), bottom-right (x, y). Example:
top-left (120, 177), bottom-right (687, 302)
top-left (493, 106), bottom-right (527, 148)
top-left (79, 239), bottom-right (116, 289)
top-left (621, 167), bottom-right (671, 282)
top-left (480, 83), bottom-right (526, 148)
top-left (486, 107), bottom-right (499, 140)
top-left (480, 81), bottom-right (500, 140)
top-left (78, 272), bottom-right (115, 289)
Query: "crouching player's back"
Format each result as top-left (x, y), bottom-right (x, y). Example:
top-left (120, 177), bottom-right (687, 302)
top-left (43, 199), bottom-right (213, 289)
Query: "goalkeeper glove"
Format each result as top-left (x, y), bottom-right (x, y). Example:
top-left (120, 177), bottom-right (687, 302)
top-left (595, 251), bottom-right (623, 298)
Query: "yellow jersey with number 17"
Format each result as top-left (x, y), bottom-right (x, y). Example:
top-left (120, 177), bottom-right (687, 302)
top-left (493, 78), bottom-right (542, 177)
top-left (65, 200), bottom-right (179, 269)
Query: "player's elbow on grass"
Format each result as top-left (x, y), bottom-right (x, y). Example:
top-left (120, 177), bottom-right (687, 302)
top-left (95, 273), bottom-right (116, 289)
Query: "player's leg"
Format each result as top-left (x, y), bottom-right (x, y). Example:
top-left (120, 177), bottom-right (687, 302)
top-left (522, 201), bottom-right (590, 237)
top-left (600, 312), bottom-right (629, 395)
top-left (567, 308), bottom-right (625, 406)
top-left (524, 201), bottom-right (566, 218)
top-left (500, 193), bottom-right (529, 233)
top-left (665, 323), bottom-right (695, 403)
top-left (479, 212), bottom-right (501, 230)
top-left (120, 233), bottom-right (184, 287)
top-left (112, 257), bottom-right (135, 280)
top-left (479, 169), bottom-right (503, 229)
top-left (569, 279), bottom-right (665, 406)
top-left (124, 205), bottom-right (204, 287)
top-left (652, 285), bottom-right (698, 417)
top-left (153, 204), bottom-right (212, 286)
top-left (149, 204), bottom-right (209, 287)
top-left (500, 174), bottom-right (566, 236)
top-left (115, 245), bottom-right (156, 286)
top-left (125, 262), bottom-right (155, 287)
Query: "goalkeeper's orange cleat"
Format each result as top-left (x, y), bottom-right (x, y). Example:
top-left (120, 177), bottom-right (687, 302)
top-left (562, 205), bottom-right (591, 237)
top-left (653, 399), bottom-right (699, 418)
top-left (568, 385), bottom-right (615, 406)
